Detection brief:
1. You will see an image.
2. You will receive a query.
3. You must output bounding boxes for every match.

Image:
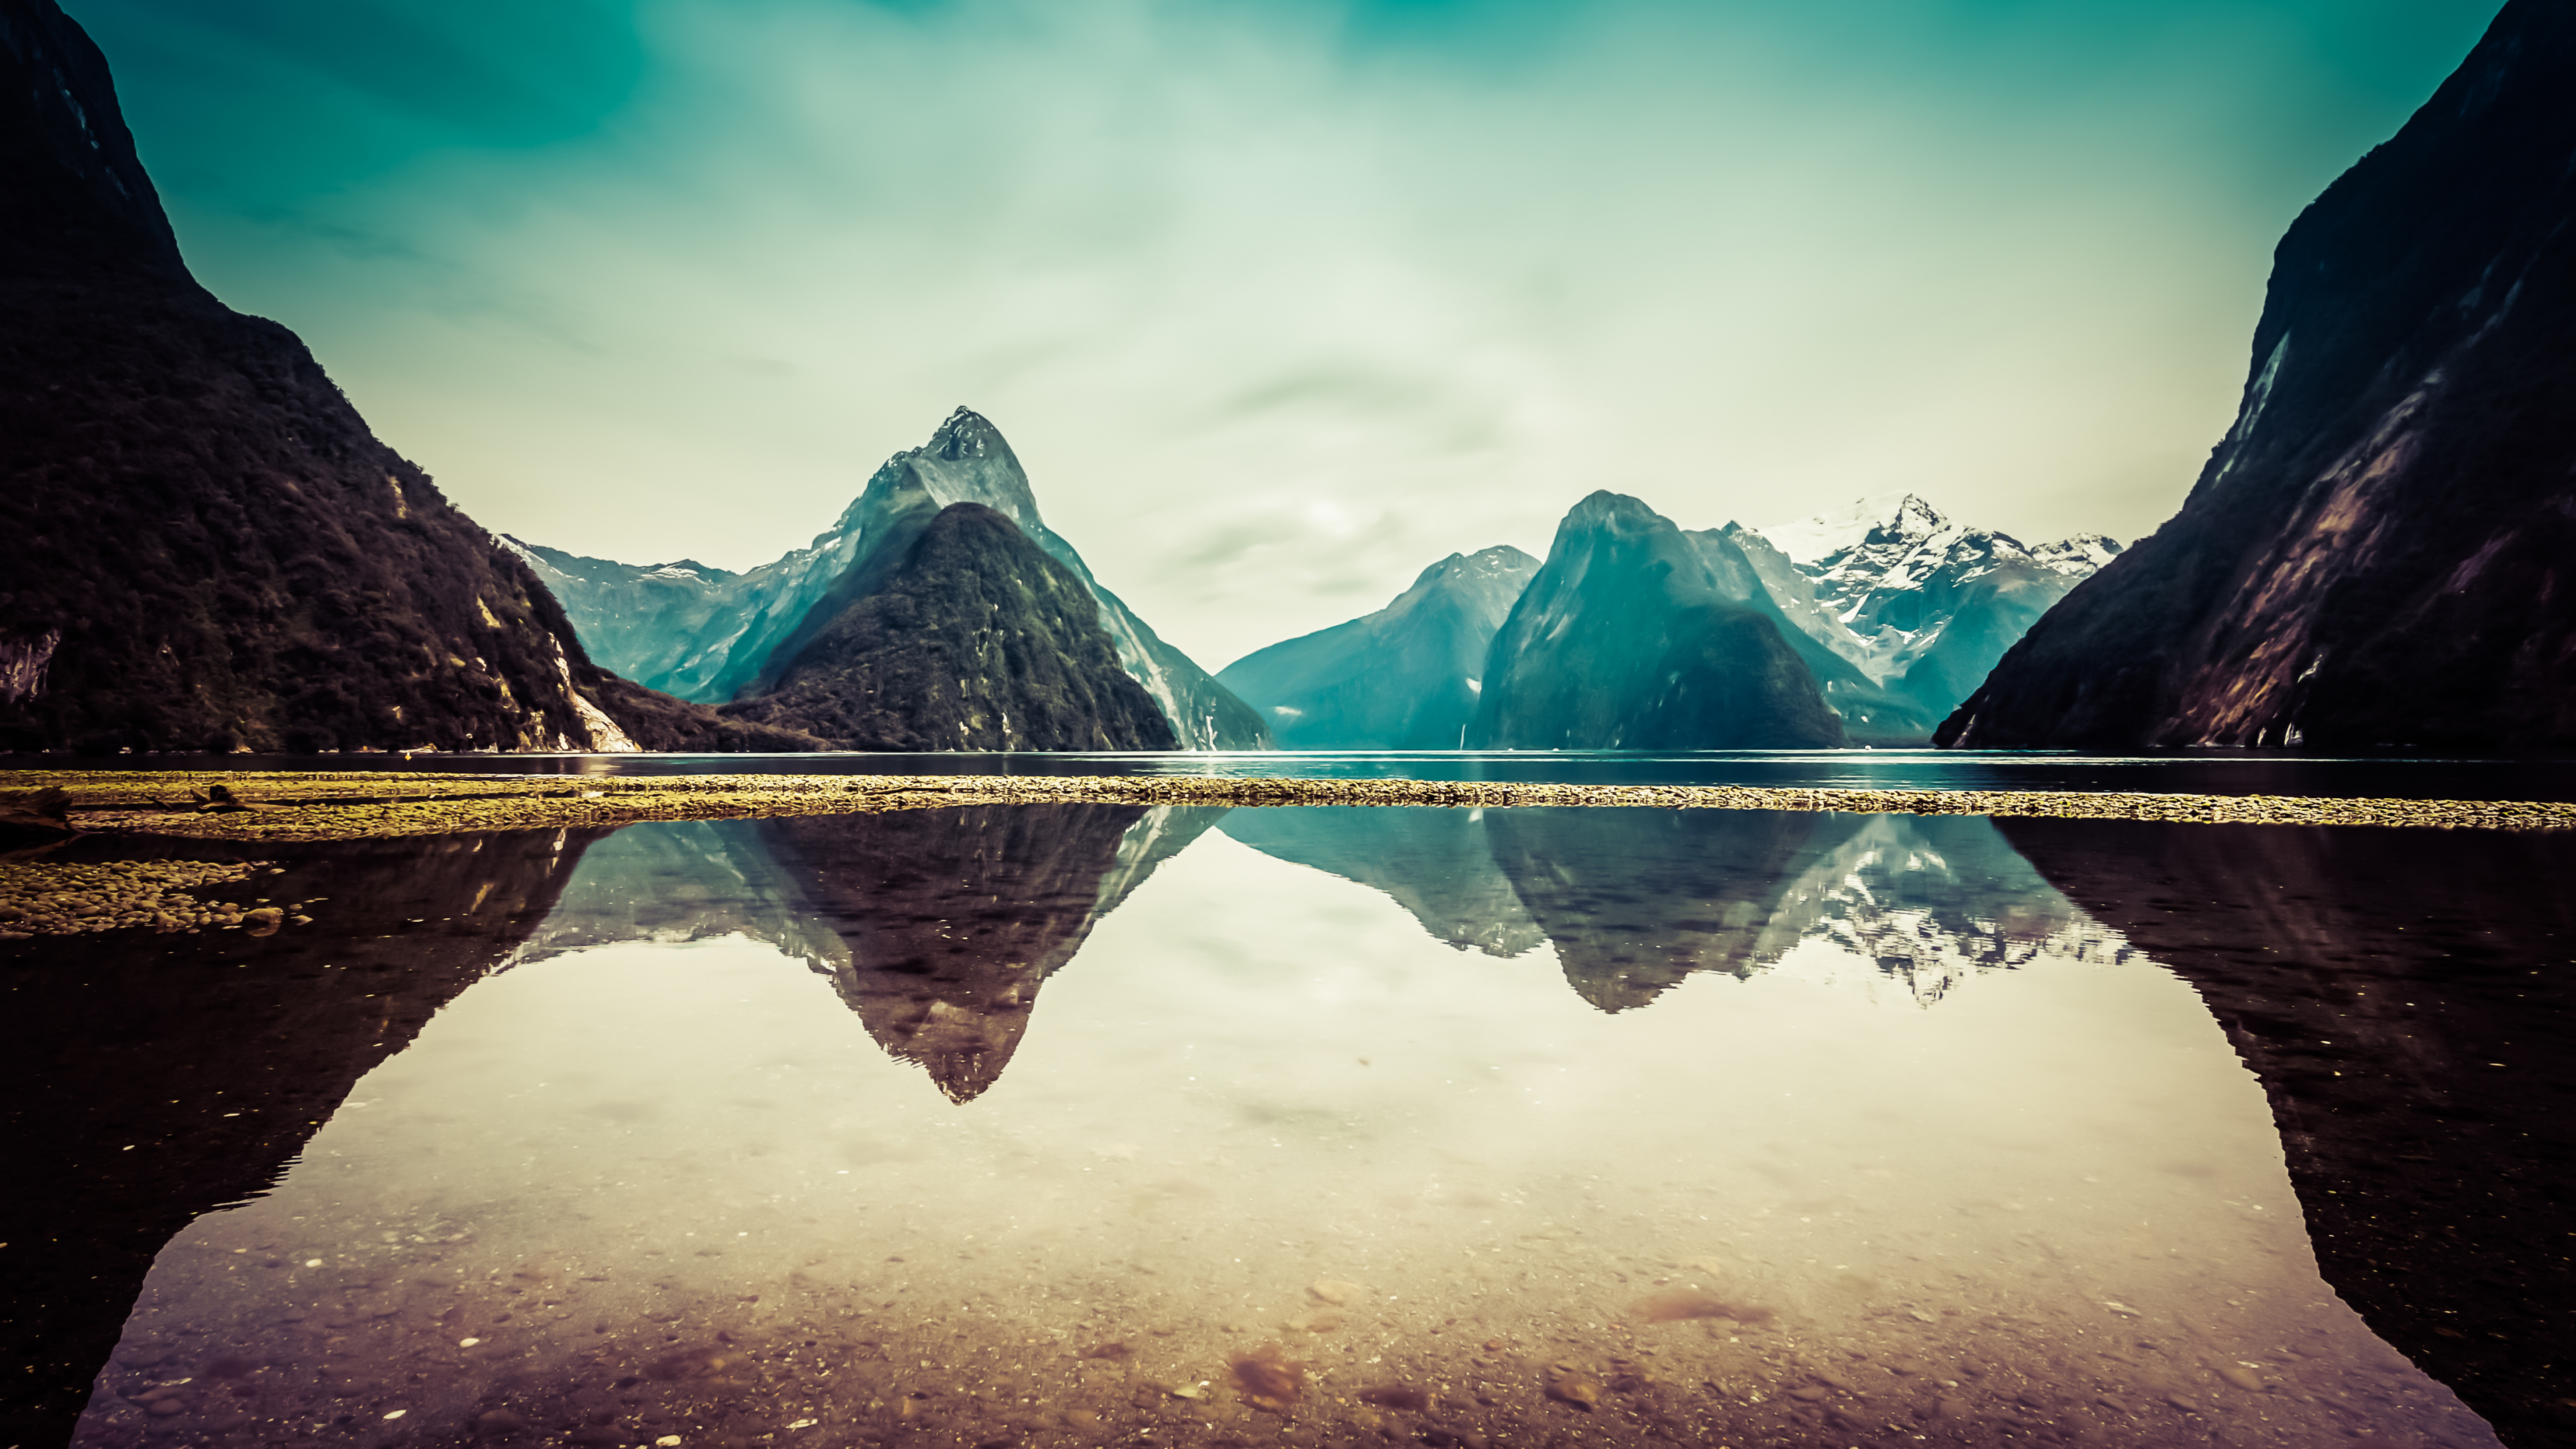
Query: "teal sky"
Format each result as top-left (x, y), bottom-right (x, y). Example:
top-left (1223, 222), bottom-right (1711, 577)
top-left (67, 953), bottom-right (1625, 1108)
top-left (68, 0), bottom-right (2506, 667)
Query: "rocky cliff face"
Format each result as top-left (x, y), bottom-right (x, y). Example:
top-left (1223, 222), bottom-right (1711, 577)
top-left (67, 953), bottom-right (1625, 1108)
top-left (1215, 545), bottom-right (1538, 749)
top-left (517, 409), bottom-right (1273, 751)
top-left (0, 0), bottom-right (806, 755)
top-left (1467, 492), bottom-right (1845, 749)
top-left (724, 503), bottom-right (1177, 751)
top-left (1942, 0), bottom-right (2576, 750)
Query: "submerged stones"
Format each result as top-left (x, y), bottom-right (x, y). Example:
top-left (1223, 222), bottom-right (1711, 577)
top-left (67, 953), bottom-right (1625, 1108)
top-left (1227, 1343), bottom-right (1307, 1413)
top-left (0, 857), bottom-right (280, 936)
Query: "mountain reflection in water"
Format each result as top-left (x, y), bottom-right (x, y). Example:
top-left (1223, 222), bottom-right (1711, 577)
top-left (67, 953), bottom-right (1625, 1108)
top-left (47, 802), bottom-right (2524, 1449)
top-left (513, 807), bottom-right (1222, 1101)
top-left (1225, 806), bottom-right (2109, 1010)
top-left (1, 828), bottom-right (602, 1448)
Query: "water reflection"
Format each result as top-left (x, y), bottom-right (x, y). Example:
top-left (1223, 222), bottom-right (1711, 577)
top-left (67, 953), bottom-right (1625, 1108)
top-left (1228, 807), bottom-right (2108, 1011)
top-left (2003, 817), bottom-right (2576, 1448)
top-left (54, 806), bottom-right (2505, 1449)
top-left (515, 808), bottom-right (1222, 1102)
top-left (0, 829), bottom-right (599, 1448)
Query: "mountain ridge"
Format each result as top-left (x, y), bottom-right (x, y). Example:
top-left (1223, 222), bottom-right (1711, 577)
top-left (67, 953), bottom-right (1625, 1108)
top-left (518, 408), bottom-right (1273, 751)
top-left (0, 0), bottom-right (812, 755)
top-left (1939, 0), bottom-right (2576, 749)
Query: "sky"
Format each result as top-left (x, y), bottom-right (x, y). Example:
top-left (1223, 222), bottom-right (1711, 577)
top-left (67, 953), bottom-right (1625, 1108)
top-left (69, 0), bottom-right (2506, 670)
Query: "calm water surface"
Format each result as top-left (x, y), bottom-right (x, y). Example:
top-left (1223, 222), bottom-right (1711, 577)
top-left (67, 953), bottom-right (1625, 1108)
top-left (7, 800), bottom-right (2572, 1449)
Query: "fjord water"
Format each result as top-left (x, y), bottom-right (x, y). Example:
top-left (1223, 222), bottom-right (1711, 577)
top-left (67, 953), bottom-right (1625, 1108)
top-left (23, 806), bottom-right (2559, 1449)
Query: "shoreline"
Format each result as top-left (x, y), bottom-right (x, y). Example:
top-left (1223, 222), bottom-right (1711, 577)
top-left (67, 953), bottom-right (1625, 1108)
top-left (6, 769), bottom-right (2575, 842)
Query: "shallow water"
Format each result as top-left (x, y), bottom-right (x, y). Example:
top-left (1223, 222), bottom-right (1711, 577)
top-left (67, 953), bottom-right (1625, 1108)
top-left (15, 805), bottom-right (2561, 1448)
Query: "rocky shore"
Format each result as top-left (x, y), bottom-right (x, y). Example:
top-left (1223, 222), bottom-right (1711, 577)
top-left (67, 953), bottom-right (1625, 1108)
top-left (5, 769), bottom-right (2572, 846)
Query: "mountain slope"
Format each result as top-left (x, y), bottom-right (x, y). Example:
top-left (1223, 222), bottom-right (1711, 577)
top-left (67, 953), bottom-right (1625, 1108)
top-left (0, 0), bottom-right (810, 755)
top-left (1941, 0), bottom-right (2576, 749)
top-left (1216, 545), bottom-right (1538, 749)
top-left (1710, 494), bottom-right (2120, 741)
top-left (517, 409), bottom-right (1272, 751)
top-left (725, 503), bottom-right (1177, 751)
top-left (1467, 492), bottom-right (1843, 749)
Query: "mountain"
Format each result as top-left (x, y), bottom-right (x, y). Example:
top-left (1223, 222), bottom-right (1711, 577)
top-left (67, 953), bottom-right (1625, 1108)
top-left (1466, 491), bottom-right (1845, 749)
top-left (1699, 494), bottom-right (2121, 742)
top-left (513, 409), bottom-right (1273, 751)
top-left (1215, 545), bottom-right (1538, 749)
top-left (1218, 494), bottom-right (2114, 751)
top-left (724, 502), bottom-right (1177, 751)
top-left (0, 0), bottom-right (816, 755)
top-left (1939, 0), bottom-right (2576, 750)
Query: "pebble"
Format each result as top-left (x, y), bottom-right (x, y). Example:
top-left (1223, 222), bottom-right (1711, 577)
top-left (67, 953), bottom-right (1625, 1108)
top-left (8, 768), bottom-right (2569, 847)
top-left (2212, 1363), bottom-right (2265, 1392)
top-left (1544, 1367), bottom-right (1603, 1410)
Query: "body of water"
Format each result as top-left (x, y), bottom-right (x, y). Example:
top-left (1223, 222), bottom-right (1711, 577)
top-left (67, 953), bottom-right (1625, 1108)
top-left (5, 767), bottom-right (2573, 1448)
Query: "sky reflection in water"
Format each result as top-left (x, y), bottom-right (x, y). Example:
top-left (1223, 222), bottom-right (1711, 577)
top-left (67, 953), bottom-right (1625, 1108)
top-left (76, 807), bottom-right (2499, 1449)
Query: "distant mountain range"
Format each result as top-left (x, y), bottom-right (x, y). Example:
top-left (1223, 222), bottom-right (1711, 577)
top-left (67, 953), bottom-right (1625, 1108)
top-left (0, 0), bottom-right (816, 755)
top-left (514, 410), bottom-right (1273, 751)
top-left (1943, 0), bottom-right (2576, 750)
top-left (1222, 491), bottom-right (2117, 749)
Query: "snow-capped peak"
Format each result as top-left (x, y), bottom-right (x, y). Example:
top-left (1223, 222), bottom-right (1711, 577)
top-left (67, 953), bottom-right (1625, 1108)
top-left (1762, 492), bottom-right (1947, 567)
top-left (2031, 533), bottom-right (2123, 576)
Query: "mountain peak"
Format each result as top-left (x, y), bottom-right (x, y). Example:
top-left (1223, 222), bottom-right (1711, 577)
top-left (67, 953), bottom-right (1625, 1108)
top-left (1764, 492), bottom-right (1949, 567)
top-left (930, 406), bottom-right (1007, 461)
top-left (1411, 544), bottom-right (1540, 590)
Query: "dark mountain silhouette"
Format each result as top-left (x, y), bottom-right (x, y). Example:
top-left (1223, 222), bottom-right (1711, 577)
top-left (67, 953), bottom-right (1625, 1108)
top-left (1943, 0), bottom-right (2576, 750)
top-left (724, 503), bottom-right (1177, 751)
top-left (1999, 816), bottom-right (2576, 1446)
top-left (0, 0), bottom-right (815, 754)
top-left (1468, 492), bottom-right (1844, 749)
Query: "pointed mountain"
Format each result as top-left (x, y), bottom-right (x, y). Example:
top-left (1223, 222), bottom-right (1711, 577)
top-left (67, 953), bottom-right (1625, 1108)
top-left (0, 0), bottom-right (810, 754)
top-left (1466, 492), bottom-right (1843, 749)
top-left (1704, 494), bottom-right (2120, 741)
top-left (723, 502), bottom-right (1177, 751)
top-left (517, 409), bottom-right (1273, 750)
top-left (1216, 545), bottom-right (1538, 749)
top-left (1943, 0), bottom-right (2576, 749)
